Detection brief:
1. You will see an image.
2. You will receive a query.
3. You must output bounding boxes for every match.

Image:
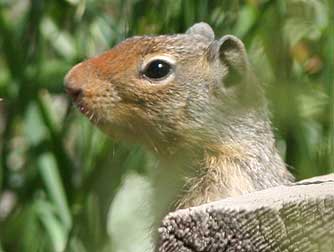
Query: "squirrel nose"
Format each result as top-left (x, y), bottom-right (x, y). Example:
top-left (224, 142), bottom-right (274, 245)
top-left (64, 64), bottom-right (84, 101)
top-left (65, 85), bottom-right (83, 101)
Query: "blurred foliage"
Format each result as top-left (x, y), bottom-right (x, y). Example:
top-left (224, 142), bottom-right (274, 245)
top-left (0, 0), bottom-right (333, 251)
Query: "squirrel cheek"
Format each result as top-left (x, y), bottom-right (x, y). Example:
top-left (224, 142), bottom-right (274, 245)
top-left (83, 89), bottom-right (94, 99)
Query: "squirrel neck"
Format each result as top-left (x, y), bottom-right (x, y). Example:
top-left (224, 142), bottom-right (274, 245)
top-left (150, 110), bottom-right (292, 225)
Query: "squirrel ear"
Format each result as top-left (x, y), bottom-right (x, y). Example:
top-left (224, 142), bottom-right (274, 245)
top-left (208, 35), bottom-right (249, 87)
top-left (219, 35), bottom-right (248, 73)
top-left (186, 22), bottom-right (215, 41)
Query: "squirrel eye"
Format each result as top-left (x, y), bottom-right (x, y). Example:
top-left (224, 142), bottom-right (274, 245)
top-left (143, 60), bottom-right (172, 80)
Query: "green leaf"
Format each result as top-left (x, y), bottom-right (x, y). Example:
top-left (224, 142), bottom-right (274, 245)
top-left (25, 103), bottom-right (47, 146)
top-left (38, 153), bottom-right (72, 230)
top-left (40, 17), bottom-right (76, 59)
top-left (36, 199), bottom-right (68, 252)
top-left (234, 5), bottom-right (257, 38)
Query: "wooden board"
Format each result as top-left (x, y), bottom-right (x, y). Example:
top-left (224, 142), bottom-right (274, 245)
top-left (157, 174), bottom-right (334, 252)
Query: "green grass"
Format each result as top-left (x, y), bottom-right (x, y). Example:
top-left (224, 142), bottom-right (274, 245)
top-left (0, 0), bottom-right (332, 251)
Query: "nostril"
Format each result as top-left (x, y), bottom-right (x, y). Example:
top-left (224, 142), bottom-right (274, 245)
top-left (64, 63), bottom-right (85, 101)
top-left (65, 86), bottom-right (83, 101)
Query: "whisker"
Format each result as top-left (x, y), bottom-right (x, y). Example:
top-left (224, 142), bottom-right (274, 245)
top-left (89, 113), bottom-right (94, 121)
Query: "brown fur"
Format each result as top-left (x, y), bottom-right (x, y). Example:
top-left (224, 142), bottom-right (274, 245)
top-left (65, 23), bottom-right (294, 232)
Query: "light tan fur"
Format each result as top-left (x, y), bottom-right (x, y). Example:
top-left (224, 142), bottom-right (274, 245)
top-left (65, 22), bottom-right (294, 236)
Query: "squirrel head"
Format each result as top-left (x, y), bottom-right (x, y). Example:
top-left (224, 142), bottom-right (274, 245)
top-left (65, 22), bottom-right (262, 154)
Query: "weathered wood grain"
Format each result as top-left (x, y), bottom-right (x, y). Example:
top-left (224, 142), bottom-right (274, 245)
top-left (157, 174), bottom-right (334, 252)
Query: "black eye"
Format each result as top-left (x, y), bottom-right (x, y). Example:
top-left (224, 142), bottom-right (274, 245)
top-left (143, 60), bottom-right (172, 80)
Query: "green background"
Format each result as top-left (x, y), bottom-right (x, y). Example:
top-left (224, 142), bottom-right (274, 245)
top-left (0, 0), bottom-right (333, 251)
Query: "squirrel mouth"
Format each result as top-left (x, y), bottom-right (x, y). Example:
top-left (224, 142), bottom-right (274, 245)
top-left (75, 102), bottom-right (100, 125)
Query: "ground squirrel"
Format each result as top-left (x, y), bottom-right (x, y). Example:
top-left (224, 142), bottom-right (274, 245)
top-left (65, 22), bottom-right (293, 229)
